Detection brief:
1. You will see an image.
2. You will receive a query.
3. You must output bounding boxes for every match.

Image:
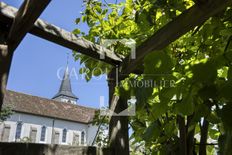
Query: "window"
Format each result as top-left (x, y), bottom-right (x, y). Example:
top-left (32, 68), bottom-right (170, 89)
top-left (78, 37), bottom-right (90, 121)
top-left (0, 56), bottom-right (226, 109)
top-left (61, 98), bottom-right (68, 103)
top-left (40, 126), bottom-right (46, 141)
top-left (81, 131), bottom-right (85, 145)
top-left (54, 131), bottom-right (60, 144)
top-left (72, 133), bottom-right (79, 145)
top-left (29, 127), bottom-right (37, 143)
top-left (62, 128), bottom-right (67, 143)
top-left (1, 124), bottom-right (11, 142)
top-left (15, 122), bottom-right (22, 140)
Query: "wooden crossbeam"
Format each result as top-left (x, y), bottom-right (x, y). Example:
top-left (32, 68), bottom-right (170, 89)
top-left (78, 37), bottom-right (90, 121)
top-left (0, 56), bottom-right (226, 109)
top-left (0, 0), bottom-right (51, 110)
top-left (0, 2), bottom-right (122, 65)
top-left (121, 0), bottom-right (232, 74)
top-left (7, 0), bottom-right (51, 52)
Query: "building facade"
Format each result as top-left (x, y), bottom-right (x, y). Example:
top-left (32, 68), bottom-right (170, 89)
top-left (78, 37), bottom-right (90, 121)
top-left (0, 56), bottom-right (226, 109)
top-left (0, 67), bottom-right (98, 145)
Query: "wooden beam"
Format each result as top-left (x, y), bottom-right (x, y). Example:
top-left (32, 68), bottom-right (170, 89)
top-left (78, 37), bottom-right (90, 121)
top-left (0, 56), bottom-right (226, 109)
top-left (7, 0), bottom-right (51, 52)
top-left (193, 0), bottom-right (208, 5)
top-left (0, 29), bottom-right (10, 111)
top-left (121, 0), bottom-right (232, 74)
top-left (109, 98), bottom-right (129, 155)
top-left (0, 0), bottom-right (51, 110)
top-left (0, 2), bottom-right (122, 65)
top-left (30, 20), bottom-right (122, 65)
top-left (108, 69), bottom-right (129, 155)
top-left (0, 43), bottom-right (10, 111)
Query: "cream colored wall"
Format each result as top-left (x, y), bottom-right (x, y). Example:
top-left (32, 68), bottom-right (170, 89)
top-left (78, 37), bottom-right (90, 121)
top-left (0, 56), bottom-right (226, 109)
top-left (0, 112), bottom-right (98, 145)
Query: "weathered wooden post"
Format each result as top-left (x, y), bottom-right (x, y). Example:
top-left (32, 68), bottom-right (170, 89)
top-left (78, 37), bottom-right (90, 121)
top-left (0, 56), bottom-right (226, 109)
top-left (0, 30), bottom-right (11, 111)
top-left (0, 44), bottom-right (8, 111)
top-left (108, 67), bottom-right (129, 155)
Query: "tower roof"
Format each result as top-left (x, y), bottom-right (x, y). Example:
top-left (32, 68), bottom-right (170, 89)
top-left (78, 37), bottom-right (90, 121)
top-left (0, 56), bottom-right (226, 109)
top-left (52, 67), bottom-right (78, 101)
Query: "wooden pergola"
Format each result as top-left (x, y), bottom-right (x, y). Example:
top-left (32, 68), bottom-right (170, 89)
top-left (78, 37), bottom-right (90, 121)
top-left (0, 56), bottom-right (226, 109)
top-left (0, 0), bottom-right (231, 154)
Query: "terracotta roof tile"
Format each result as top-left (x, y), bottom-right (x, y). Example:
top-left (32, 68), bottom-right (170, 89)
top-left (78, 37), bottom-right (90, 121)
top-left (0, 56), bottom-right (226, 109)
top-left (3, 90), bottom-right (96, 124)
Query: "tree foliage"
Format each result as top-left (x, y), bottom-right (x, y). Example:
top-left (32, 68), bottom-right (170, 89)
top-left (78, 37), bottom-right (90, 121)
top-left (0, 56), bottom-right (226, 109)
top-left (73, 0), bottom-right (232, 154)
top-left (0, 106), bottom-right (13, 121)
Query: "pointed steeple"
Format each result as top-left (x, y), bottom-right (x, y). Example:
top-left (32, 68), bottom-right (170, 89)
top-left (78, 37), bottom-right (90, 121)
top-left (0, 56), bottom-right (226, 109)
top-left (52, 66), bottom-right (78, 104)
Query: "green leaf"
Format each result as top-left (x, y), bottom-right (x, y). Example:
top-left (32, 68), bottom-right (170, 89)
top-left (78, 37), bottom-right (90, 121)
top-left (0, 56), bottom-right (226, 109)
top-left (73, 29), bottom-right (81, 35)
top-left (93, 68), bottom-right (102, 76)
top-left (79, 68), bottom-right (86, 74)
top-left (220, 29), bottom-right (232, 37)
top-left (164, 121), bottom-right (176, 137)
top-left (95, 5), bottom-right (102, 14)
top-left (82, 16), bottom-right (87, 22)
top-left (219, 104), bottom-right (232, 129)
top-left (219, 81), bottom-right (232, 101)
top-left (151, 101), bottom-right (169, 120)
top-left (193, 103), bottom-right (210, 120)
top-left (198, 85), bottom-right (218, 100)
top-left (142, 121), bottom-right (161, 142)
top-left (175, 93), bottom-right (194, 116)
top-left (75, 18), bottom-right (81, 24)
top-left (160, 87), bottom-right (177, 101)
top-left (228, 67), bottom-right (232, 81)
top-left (144, 51), bottom-right (173, 79)
top-left (209, 128), bottom-right (220, 140)
top-left (192, 61), bottom-right (217, 84)
top-left (207, 112), bottom-right (220, 124)
top-left (136, 87), bottom-right (153, 108)
top-left (102, 9), bottom-right (108, 15)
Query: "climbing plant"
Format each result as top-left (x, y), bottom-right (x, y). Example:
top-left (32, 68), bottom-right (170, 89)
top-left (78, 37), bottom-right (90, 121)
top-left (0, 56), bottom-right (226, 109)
top-left (73, 0), bottom-right (232, 154)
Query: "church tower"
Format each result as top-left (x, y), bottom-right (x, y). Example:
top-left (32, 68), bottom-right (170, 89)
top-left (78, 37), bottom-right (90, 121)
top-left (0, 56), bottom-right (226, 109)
top-left (52, 66), bottom-right (78, 104)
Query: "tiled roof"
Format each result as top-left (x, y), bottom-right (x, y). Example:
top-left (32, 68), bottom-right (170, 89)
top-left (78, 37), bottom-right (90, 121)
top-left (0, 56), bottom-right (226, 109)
top-left (3, 90), bottom-right (96, 124)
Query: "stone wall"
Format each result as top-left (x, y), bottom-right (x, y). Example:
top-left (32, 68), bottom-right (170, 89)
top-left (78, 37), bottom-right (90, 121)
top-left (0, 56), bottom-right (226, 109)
top-left (0, 143), bottom-right (113, 155)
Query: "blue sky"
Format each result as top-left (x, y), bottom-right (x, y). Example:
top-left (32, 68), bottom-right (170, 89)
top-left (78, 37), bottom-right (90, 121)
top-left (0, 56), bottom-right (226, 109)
top-left (3, 0), bottom-right (115, 108)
